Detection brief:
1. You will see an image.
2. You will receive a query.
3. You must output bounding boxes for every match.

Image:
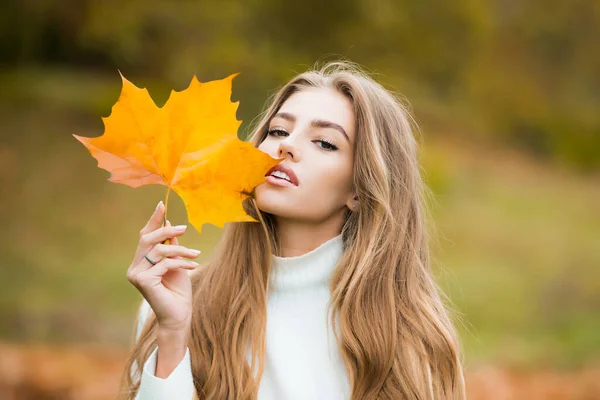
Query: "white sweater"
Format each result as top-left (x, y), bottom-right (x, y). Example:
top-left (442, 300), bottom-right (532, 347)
top-left (133, 233), bottom-right (351, 399)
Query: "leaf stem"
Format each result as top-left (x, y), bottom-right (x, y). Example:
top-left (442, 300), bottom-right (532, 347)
top-left (163, 187), bottom-right (171, 226)
top-left (162, 187), bottom-right (172, 245)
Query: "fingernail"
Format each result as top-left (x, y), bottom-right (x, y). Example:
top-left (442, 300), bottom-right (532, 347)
top-left (174, 225), bottom-right (187, 230)
top-left (156, 201), bottom-right (163, 211)
top-left (189, 249), bottom-right (201, 255)
top-left (190, 261), bottom-right (200, 266)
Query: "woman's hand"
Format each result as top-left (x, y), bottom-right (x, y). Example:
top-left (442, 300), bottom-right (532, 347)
top-left (127, 201), bottom-right (201, 333)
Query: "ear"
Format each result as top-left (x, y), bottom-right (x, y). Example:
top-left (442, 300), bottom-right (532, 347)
top-left (346, 193), bottom-right (359, 211)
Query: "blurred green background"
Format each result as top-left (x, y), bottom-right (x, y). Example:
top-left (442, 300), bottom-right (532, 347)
top-left (1, 0), bottom-right (599, 393)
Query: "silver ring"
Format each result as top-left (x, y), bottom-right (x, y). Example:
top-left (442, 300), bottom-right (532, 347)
top-left (144, 253), bottom-right (158, 266)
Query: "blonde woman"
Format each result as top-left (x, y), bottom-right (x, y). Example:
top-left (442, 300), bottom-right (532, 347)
top-left (121, 61), bottom-right (466, 400)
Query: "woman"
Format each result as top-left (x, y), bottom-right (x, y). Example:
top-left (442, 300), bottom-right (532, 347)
top-left (120, 61), bottom-right (466, 399)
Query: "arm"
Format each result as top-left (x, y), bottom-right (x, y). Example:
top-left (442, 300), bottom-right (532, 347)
top-left (133, 299), bottom-right (196, 400)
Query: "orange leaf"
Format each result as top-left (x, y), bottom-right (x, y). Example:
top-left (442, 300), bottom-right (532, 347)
top-left (74, 72), bottom-right (281, 235)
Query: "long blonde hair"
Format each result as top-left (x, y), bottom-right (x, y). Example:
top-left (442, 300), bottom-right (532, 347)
top-left (120, 60), bottom-right (466, 399)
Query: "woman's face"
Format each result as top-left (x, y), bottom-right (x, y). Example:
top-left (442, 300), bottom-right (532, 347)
top-left (255, 87), bottom-right (356, 223)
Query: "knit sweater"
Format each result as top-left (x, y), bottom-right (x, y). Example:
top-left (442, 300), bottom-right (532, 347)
top-left (133, 233), bottom-right (350, 399)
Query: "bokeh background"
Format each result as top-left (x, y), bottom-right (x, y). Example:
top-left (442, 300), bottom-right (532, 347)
top-left (1, 1), bottom-right (599, 399)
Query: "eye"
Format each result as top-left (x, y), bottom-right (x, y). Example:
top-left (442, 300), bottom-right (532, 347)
top-left (267, 128), bottom-right (288, 137)
top-left (313, 139), bottom-right (338, 151)
top-left (267, 128), bottom-right (339, 152)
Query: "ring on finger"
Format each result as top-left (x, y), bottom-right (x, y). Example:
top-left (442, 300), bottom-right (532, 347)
top-left (144, 253), bottom-right (159, 266)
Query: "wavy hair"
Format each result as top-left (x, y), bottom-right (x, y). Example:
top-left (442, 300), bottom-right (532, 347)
top-left (119, 60), bottom-right (466, 399)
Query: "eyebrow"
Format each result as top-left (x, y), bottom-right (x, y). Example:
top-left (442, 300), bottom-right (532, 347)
top-left (271, 112), bottom-right (351, 143)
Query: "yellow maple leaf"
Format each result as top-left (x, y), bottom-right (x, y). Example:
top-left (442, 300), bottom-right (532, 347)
top-left (74, 72), bottom-right (281, 235)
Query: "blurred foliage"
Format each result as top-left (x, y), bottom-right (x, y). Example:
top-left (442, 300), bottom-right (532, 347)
top-left (422, 139), bottom-right (600, 368)
top-left (0, 0), bottom-right (598, 169)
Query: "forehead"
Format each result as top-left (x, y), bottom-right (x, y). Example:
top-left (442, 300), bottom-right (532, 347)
top-left (277, 87), bottom-right (355, 139)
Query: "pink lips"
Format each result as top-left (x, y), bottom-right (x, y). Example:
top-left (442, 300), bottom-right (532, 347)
top-left (265, 163), bottom-right (299, 186)
top-left (265, 175), bottom-right (296, 187)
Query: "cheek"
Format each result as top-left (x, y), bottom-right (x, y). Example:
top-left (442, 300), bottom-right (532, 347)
top-left (255, 151), bottom-right (354, 217)
top-left (257, 139), bottom-right (276, 156)
top-left (304, 158), bottom-right (353, 201)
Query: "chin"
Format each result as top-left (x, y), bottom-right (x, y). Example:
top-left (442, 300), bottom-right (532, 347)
top-left (254, 185), bottom-right (295, 217)
top-left (254, 195), bottom-right (284, 216)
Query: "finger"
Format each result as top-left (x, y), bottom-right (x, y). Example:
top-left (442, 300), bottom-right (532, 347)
top-left (140, 201), bottom-right (165, 237)
top-left (141, 224), bottom-right (188, 247)
top-left (138, 258), bottom-right (199, 280)
top-left (141, 251), bottom-right (162, 268)
top-left (147, 243), bottom-right (201, 261)
top-left (168, 220), bottom-right (181, 257)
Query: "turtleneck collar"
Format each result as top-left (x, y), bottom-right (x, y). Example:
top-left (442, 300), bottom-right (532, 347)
top-left (269, 233), bottom-right (344, 292)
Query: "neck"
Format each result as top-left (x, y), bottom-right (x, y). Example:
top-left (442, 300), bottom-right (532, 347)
top-left (274, 215), bottom-right (345, 257)
top-left (270, 232), bottom-right (344, 292)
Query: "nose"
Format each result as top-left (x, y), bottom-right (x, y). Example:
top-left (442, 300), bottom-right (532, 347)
top-left (278, 138), bottom-right (300, 161)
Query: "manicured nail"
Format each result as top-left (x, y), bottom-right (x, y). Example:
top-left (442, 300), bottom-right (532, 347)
top-left (190, 261), bottom-right (200, 266)
top-left (174, 225), bottom-right (187, 230)
top-left (189, 249), bottom-right (201, 255)
top-left (156, 201), bottom-right (163, 210)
